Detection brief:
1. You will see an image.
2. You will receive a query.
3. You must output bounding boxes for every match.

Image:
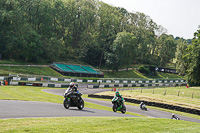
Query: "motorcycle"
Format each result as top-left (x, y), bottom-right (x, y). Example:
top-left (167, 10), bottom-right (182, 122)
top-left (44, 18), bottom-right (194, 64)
top-left (139, 102), bottom-right (147, 111)
top-left (171, 114), bottom-right (180, 120)
top-left (63, 90), bottom-right (84, 110)
top-left (112, 97), bottom-right (126, 114)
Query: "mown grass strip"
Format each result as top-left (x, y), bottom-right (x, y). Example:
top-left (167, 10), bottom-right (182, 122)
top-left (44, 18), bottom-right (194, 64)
top-left (0, 117), bottom-right (199, 133)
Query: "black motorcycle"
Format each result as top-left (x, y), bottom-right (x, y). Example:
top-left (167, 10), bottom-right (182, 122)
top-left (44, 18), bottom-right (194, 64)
top-left (63, 91), bottom-right (84, 110)
top-left (112, 97), bottom-right (126, 114)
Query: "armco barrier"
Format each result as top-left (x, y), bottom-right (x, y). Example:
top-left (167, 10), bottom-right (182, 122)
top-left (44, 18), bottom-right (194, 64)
top-left (87, 83), bottom-right (187, 88)
top-left (88, 94), bottom-right (200, 115)
top-left (1, 76), bottom-right (186, 84)
top-left (9, 82), bottom-right (77, 88)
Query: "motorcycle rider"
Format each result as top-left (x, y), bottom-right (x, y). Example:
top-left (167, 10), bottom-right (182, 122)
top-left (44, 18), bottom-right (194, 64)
top-left (139, 102), bottom-right (147, 110)
top-left (171, 113), bottom-right (180, 120)
top-left (64, 82), bottom-right (80, 97)
top-left (114, 91), bottom-right (124, 105)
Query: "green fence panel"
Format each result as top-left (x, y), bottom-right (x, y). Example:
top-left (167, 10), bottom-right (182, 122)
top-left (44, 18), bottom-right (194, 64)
top-left (114, 84), bottom-right (119, 87)
top-left (48, 84), bottom-right (55, 87)
top-left (93, 85), bottom-right (99, 88)
top-left (123, 84), bottom-right (128, 87)
top-left (36, 78), bottom-right (41, 81)
top-left (71, 79), bottom-right (77, 82)
top-left (58, 78), bottom-right (64, 81)
top-left (104, 85), bottom-right (109, 88)
top-left (21, 77), bottom-right (28, 81)
top-left (61, 85), bottom-right (68, 88)
top-left (132, 84), bottom-right (136, 87)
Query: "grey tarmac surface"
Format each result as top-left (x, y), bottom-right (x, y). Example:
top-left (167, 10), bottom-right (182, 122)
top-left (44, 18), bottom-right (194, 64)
top-left (0, 100), bottom-right (134, 119)
top-left (43, 88), bottom-right (200, 123)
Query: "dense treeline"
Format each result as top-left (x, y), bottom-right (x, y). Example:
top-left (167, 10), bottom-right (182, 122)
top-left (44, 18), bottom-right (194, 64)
top-left (0, 0), bottom-right (191, 70)
top-left (175, 29), bottom-right (200, 85)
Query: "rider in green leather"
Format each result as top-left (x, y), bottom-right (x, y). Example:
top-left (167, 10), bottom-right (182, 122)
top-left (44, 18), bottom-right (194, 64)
top-left (114, 91), bottom-right (124, 104)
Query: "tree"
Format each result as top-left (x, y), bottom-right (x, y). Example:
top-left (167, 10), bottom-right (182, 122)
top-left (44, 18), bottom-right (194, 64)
top-left (97, 2), bottom-right (121, 69)
top-left (105, 31), bottom-right (136, 72)
top-left (0, 0), bottom-right (180, 66)
top-left (186, 29), bottom-right (200, 85)
top-left (175, 29), bottom-right (200, 86)
top-left (157, 34), bottom-right (177, 66)
top-left (175, 38), bottom-right (188, 74)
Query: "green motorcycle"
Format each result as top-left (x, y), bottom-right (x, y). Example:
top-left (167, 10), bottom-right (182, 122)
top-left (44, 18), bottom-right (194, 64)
top-left (112, 97), bottom-right (126, 114)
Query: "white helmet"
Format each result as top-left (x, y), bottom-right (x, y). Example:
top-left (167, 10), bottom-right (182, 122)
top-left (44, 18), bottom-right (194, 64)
top-left (69, 82), bottom-right (74, 88)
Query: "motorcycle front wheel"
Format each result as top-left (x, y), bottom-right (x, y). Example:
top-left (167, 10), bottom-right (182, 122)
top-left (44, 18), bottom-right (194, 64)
top-left (113, 103), bottom-right (118, 112)
top-left (63, 98), bottom-right (70, 109)
top-left (77, 99), bottom-right (84, 110)
top-left (121, 105), bottom-right (126, 114)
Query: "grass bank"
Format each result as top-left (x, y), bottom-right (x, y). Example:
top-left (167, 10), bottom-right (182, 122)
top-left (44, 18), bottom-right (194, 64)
top-left (0, 66), bottom-right (61, 76)
top-left (0, 117), bottom-right (200, 133)
top-left (103, 70), bottom-right (143, 78)
top-left (96, 87), bottom-right (200, 110)
top-left (0, 64), bottom-right (185, 79)
top-left (84, 94), bottom-right (200, 120)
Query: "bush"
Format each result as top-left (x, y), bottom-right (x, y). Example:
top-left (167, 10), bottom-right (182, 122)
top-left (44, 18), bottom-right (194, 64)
top-left (138, 66), bottom-right (149, 74)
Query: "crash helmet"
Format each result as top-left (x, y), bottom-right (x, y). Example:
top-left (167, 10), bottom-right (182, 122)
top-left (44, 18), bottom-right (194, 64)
top-left (69, 82), bottom-right (75, 88)
top-left (115, 91), bottom-right (120, 96)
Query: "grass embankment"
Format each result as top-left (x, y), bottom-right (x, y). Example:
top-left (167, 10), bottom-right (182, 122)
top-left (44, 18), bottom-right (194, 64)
top-left (0, 63), bottom-right (185, 80)
top-left (103, 70), bottom-right (143, 78)
top-left (0, 66), bottom-right (62, 76)
top-left (157, 72), bottom-right (184, 79)
top-left (96, 87), bottom-right (200, 111)
top-left (1, 117), bottom-right (200, 133)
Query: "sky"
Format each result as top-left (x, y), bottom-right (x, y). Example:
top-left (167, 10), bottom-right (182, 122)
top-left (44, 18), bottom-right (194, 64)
top-left (100, 0), bottom-right (200, 39)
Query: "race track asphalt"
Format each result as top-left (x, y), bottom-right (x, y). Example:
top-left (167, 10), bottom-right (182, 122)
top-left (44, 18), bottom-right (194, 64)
top-left (0, 100), bottom-right (134, 119)
top-left (43, 86), bottom-right (200, 123)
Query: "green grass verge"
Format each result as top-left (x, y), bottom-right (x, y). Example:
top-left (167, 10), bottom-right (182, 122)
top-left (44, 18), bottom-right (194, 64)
top-left (84, 94), bottom-right (200, 120)
top-left (0, 117), bottom-right (199, 133)
top-left (96, 87), bottom-right (200, 110)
